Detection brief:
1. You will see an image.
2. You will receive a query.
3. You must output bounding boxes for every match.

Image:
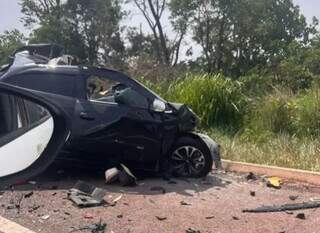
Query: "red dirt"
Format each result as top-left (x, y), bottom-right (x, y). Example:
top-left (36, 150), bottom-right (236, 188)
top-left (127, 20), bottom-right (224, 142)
top-left (1, 170), bottom-right (320, 233)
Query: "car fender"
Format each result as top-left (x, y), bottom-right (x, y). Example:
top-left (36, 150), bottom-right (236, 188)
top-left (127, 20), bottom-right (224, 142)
top-left (179, 132), bottom-right (222, 169)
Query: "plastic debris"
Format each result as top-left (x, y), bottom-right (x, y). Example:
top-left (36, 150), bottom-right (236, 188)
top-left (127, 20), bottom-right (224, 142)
top-left (119, 164), bottom-right (137, 186)
top-left (40, 214), bottom-right (50, 220)
top-left (266, 177), bottom-right (282, 189)
top-left (105, 168), bottom-right (120, 184)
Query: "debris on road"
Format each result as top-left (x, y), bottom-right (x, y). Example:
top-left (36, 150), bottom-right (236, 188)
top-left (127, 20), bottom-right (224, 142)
top-left (180, 201), bottom-right (192, 206)
top-left (84, 213), bottom-right (94, 219)
top-left (232, 216), bottom-right (240, 220)
top-left (105, 168), bottom-right (120, 184)
top-left (246, 172), bottom-right (257, 181)
top-left (243, 201), bottom-right (320, 213)
top-left (69, 219), bottom-right (107, 233)
top-left (205, 216), bottom-right (215, 219)
top-left (104, 164), bottom-right (137, 187)
top-left (150, 186), bottom-right (166, 194)
top-left (186, 228), bottom-right (201, 233)
top-left (40, 214), bottom-right (50, 220)
top-left (24, 191), bottom-right (34, 199)
top-left (155, 216), bottom-right (167, 221)
top-left (266, 177), bottom-right (282, 189)
top-left (289, 195), bottom-right (299, 201)
top-left (28, 204), bottom-right (41, 213)
top-left (110, 194), bottom-right (123, 205)
top-left (68, 181), bottom-right (107, 208)
top-left (296, 213), bottom-right (306, 220)
top-left (250, 191), bottom-right (256, 197)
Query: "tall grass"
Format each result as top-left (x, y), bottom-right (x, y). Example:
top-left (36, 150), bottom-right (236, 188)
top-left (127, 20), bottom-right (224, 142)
top-left (165, 74), bottom-right (247, 130)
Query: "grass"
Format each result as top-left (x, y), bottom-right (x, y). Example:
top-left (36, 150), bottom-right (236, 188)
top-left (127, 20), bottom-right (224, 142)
top-left (210, 130), bottom-right (320, 172)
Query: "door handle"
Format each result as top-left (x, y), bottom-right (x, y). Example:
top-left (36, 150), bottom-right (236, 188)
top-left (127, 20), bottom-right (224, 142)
top-left (79, 112), bottom-right (95, 121)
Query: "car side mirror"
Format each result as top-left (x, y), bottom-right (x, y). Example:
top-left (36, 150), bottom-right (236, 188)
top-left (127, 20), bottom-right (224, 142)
top-left (152, 99), bottom-right (166, 112)
top-left (0, 83), bottom-right (69, 186)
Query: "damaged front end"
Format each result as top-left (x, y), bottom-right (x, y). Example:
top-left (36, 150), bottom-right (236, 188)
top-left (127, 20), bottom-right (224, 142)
top-left (168, 102), bottom-right (222, 171)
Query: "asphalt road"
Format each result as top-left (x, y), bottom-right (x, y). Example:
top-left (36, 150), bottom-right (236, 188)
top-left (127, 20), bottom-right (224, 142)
top-left (1, 169), bottom-right (320, 233)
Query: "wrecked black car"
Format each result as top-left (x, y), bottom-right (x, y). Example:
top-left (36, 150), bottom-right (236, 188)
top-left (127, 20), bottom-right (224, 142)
top-left (0, 44), bottom-right (221, 184)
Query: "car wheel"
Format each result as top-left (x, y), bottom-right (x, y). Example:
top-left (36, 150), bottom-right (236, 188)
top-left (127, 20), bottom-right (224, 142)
top-left (169, 137), bottom-right (213, 178)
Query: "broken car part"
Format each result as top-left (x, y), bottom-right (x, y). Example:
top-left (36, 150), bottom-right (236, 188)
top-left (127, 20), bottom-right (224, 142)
top-left (0, 82), bottom-right (69, 186)
top-left (243, 201), bottom-right (320, 213)
top-left (0, 44), bottom-right (221, 178)
top-left (68, 181), bottom-right (107, 208)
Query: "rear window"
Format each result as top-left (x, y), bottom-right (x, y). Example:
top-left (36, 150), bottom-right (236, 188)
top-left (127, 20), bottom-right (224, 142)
top-left (8, 74), bottom-right (75, 97)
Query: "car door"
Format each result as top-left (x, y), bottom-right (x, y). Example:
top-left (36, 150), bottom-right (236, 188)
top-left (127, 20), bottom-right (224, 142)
top-left (0, 82), bottom-right (70, 185)
top-left (70, 68), bottom-right (163, 166)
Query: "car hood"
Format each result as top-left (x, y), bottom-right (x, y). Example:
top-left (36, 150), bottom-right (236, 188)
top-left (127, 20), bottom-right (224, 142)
top-left (169, 102), bottom-right (199, 132)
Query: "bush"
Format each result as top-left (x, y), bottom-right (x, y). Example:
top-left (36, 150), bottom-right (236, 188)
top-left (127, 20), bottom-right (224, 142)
top-left (241, 90), bottom-right (295, 142)
top-left (294, 88), bottom-right (320, 137)
top-left (165, 73), bottom-right (248, 130)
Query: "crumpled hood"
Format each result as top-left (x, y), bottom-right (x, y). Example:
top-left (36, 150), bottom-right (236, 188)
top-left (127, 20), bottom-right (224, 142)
top-left (169, 102), bottom-right (199, 132)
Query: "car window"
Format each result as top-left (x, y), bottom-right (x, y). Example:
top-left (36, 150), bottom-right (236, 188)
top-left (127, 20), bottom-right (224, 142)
top-left (8, 74), bottom-right (75, 97)
top-left (86, 75), bottom-right (149, 108)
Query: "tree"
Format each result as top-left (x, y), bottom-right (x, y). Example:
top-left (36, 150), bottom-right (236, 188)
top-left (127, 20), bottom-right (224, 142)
top-left (0, 30), bottom-right (26, 65)
top-left (132, 0), bottom-right (186, 66)
top-left (170, 0), bottom-right (317, 76)
top-left (20, 0), bottom-right (126, 66)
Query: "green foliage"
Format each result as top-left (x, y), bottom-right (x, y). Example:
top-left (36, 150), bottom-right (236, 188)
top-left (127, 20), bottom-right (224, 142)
top-left (294, 88), bottom-right (320, 137)
top-left (0, 30), bottom-right (26, 66)
top-left (241, 91), bottom-right (295, 142)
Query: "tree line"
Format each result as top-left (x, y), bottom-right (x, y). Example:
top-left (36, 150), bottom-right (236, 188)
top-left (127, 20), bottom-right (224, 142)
top-left (1, 0), bottom-right (320, 79)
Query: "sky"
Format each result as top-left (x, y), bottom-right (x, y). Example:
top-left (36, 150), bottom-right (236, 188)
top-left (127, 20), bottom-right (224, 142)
top-left (1, 0), bottom-right (320, 35)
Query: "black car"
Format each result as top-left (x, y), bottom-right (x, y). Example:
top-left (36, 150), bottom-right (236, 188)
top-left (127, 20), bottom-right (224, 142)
top-left (0, 44), bottom-right (221, 184)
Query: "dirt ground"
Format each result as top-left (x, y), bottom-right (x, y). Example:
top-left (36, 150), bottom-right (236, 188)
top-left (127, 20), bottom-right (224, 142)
top-left (1, 167), bottom-right (320, 233)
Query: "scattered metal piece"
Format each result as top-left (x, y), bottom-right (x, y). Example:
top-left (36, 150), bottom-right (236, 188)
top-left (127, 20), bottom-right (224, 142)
top-left (243, 201), bottom-right (320, 213)
top-left (296, 213), bottom-right (306, 220)
top-left (150, 186), bottom-right (166, 194)
top-left (68, 181), bottom-right (107, 208)
top-left (205, 216), bottom-right (215, 219)
top-left (232, 216), bottom-right (240, 220)
top-left (117, 214), bottom-right (123, 218)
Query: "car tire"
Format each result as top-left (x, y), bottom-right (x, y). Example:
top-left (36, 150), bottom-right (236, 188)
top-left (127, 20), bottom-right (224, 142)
top-left (168, 137), bottom-right (213, 178)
